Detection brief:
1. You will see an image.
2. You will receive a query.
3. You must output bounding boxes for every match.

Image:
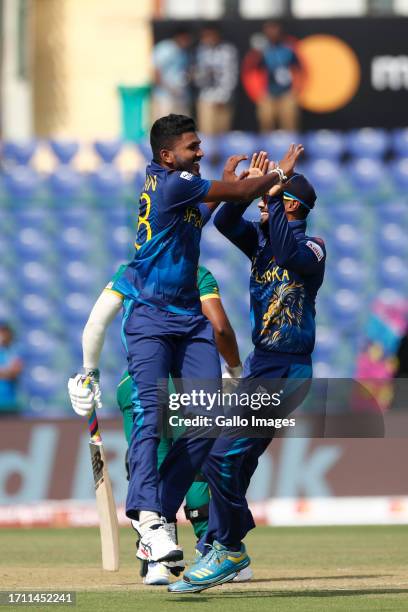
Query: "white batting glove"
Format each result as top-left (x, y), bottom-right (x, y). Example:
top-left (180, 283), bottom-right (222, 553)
top-left (222, 363), bottom-right (243, 393)
top-left (67, 369), bottom-right (102, 417)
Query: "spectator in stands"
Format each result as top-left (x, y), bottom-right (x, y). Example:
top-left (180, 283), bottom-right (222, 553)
top-left (255, 21), bottom-right (301, 132)
top-left (0, 322), bottom-right (23, 416)
top-left (151, 27), bottom-right (193, 120)
top-left (194, 24), bottom-right (238, 135)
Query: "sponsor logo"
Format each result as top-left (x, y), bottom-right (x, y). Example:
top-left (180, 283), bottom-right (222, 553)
top-left (91, 447), bottom-right (104, 486)
top-left (180, 171), bottom-right (193, 181)
top-left (306, 240), bottom-right (324, 261)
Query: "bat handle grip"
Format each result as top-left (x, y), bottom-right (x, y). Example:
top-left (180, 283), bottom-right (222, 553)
top-left (88, 408), bottom-right (102, 443)
top-left (83, 376), bottom-right (101, 443)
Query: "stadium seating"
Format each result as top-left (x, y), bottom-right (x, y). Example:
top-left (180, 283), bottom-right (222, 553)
top-left (346, 128), bottom-right (389, 158)
top-left (1, 129), bottom-right (407, 415)
top-left (49, 140), bottom-right (79, 164)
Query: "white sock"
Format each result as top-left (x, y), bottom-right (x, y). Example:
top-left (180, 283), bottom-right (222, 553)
top-left (139, 511), bottom-right (161, 535)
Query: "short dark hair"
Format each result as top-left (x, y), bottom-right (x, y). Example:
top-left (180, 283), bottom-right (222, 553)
top-left (150, 114), bottom-right (197, 162)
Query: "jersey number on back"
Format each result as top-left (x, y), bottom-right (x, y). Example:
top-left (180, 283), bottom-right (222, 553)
top-left (135, 192), bottom-right (152, 250)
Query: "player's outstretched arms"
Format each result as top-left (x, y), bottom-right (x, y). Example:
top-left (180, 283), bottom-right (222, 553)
top-left (68, 289), bottom-right (123, 416)
top-left (203, 144), bottom-right (304, 203)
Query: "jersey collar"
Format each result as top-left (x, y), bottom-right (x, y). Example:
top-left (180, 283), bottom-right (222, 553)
top-left (288, 219), bottom-right (307, 235)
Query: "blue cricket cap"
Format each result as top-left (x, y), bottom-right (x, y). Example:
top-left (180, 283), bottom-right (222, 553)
top-left (283, 173), bottom-right (317, 211)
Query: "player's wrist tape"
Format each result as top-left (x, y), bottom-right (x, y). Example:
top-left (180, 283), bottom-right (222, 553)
top-left (225, 363), bottom-right (243, 378)
top-left (270, 165), bottom-right (288, 183)
top-left (81, 367), bottom-right (100, 381)
top-left (184, 503), bottom-right (209, 522)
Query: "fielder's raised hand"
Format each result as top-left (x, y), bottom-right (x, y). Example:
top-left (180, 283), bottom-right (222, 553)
top-left (248, 151), bottom-right (269, 178)
top-left (278, 143), bottom-right (304, 178)
top-left (222, 154), bottom-right (249, 182)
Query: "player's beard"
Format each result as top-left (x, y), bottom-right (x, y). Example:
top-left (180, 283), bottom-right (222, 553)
top-left (174, 154), bottom-right (201, 176)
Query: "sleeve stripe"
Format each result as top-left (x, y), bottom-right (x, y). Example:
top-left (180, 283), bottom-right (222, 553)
top-left (200, 293), bottom-right (221, 301)
top-left (117, 374), bottom-right (131, 389)
top-left (103, 288), bottom-right (124, 300)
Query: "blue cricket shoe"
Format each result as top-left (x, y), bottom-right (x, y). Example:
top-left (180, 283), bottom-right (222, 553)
top-left (168, 571), bottom-right (237, 593)
top-left (183, 541), bottom-right (250, 586)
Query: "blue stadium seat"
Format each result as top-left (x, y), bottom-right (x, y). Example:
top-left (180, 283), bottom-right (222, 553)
top-left (104, 206), bottom-right (132, 228)
top-left (330, 224), bottom-right (363, 258)
top-left (49, 166), bottom-right (83, 198)
top-left (328, 200), bottom-right (365, 226)
top-left (90, 164), bottom-right (124, 197)
top-left (377, 200), bottom-right (407, 224)
top-left (199, 134), bottom-right (221, 160)
top-left (391, 128), bottom-right (408, 157)
top-left (0, 298), bottom-right (14, 321)
top-left (15, 228), bottom-right (51, 259)
top-left (347, 128), bottom-right (389, 158)
top-left (62, 260), bottom-right (95, 292)
top-left (313, 326), bottom-right (340, 361)
top-left (377, 222), bottom-right (407, 256)
top-left (258, 130), bottom-right (298, 161)
top-left (59, 226), bottom-right (92, 259)
top-left (347, 158), bottom-right (386, 193)
top-left (332, 257), bottom-right (365, 290)
top-left (23, 329), bottom-right (60, 365)
top-left (379, 256), bottom-right (407, 288)
top-left (13, 208), bottom-right (50, 229)
top-left (19, 294), bottom-right (55, 325)
top-left (93, 140), bottom-right (122, 164)
top-left (3, 166), bottom-right (40, 199)
top-left (218, 131), bottom-right (259, 161)
top-left (108, 225), bottom-right (134, 259)
top-left (328, 289), bottom-right (363, 327)
top-left (20, 262), bottom-right (56, 293)
top-left (55, 207), bottom-right (88, 227)
top-left (23, 365), bottom-right (64, 401)
top-left (390, 158), bottom-right (408, 190)
top-left (201, 225), bottom-right (231, 259)
top-left (49, 140), bottom-right (79, 164)
top-left (302, 159), bottom-right (341, 195)
top-left (62, 292), bottom-right (95, 323)
top-left (306, 130), bottom-right (345, 160)
top-left (3, 140), bottom-right (37, 165)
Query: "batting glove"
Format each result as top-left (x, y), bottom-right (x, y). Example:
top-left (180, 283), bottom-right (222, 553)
top-left (67, 368), bottom-right (102, 417)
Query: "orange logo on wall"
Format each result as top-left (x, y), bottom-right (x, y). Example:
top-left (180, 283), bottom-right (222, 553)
top-left (296, 34), bottom-right (361, 113)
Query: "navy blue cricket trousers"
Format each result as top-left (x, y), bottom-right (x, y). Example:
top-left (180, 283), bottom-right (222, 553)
top-left (124, 302), bottom-right (221, 519)
top-left (198, 349), bottom-right (313, 551)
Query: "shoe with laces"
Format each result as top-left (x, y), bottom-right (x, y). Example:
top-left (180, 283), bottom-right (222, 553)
top-left (136, 521), bottom-right (183, 563)
top-left (183, 541), bottom-right (250, 586)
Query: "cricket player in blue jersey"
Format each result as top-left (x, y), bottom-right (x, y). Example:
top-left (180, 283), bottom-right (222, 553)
top-left (90, 115), bottom-right (304, 565)
top-left (169, 152), bottom-right (326, 592)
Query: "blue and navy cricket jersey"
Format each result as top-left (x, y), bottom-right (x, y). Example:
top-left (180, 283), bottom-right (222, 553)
top-left (214, 197), bottom-right (326, 356)
top-left (113, 161), bottom-right (211, 315)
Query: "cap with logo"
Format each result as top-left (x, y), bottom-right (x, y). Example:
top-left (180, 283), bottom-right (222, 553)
top-left (283, 173), bottom-right (317, 211)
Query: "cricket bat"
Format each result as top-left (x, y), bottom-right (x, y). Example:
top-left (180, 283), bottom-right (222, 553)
top-left (87, 406), bottom-right (120, 571)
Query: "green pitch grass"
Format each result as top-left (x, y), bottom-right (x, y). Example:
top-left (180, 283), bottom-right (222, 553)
top-left (1, 525), bottom-right (408, 611)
